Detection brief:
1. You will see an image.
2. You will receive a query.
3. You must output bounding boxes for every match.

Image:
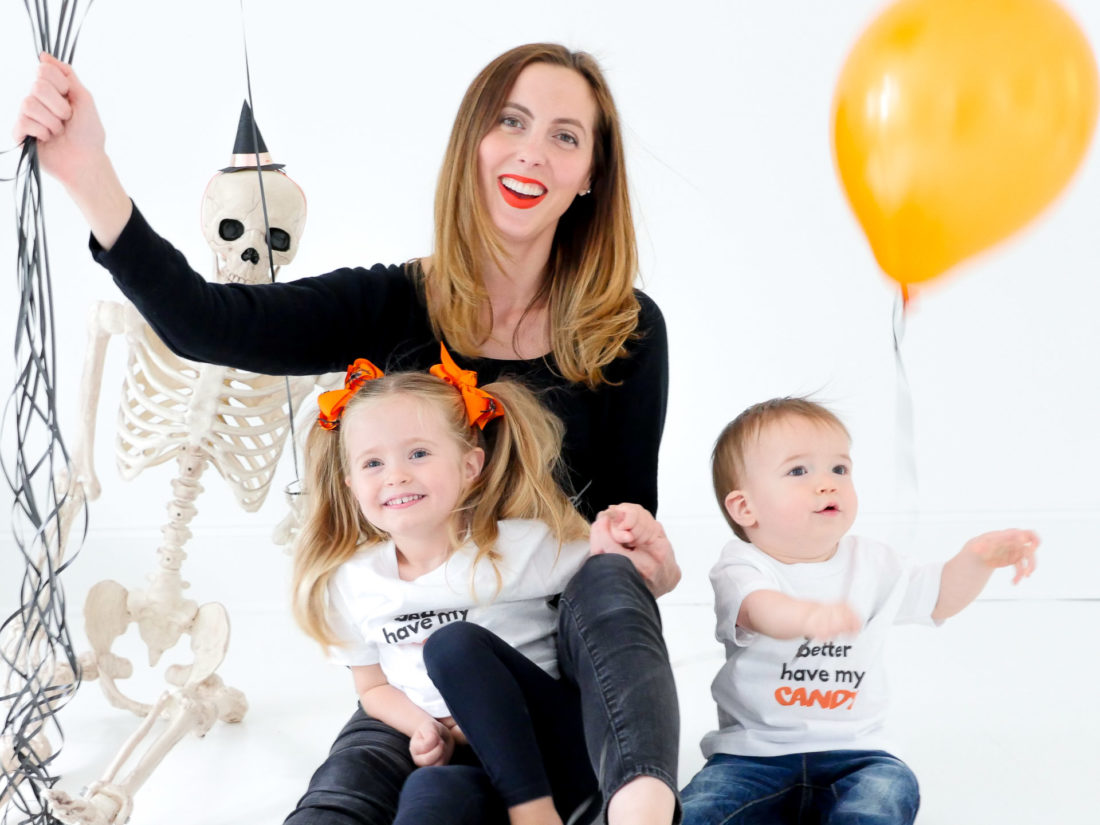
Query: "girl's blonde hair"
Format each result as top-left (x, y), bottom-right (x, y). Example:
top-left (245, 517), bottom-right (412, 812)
top-left (292, 371), bottom-right (589, 649)
top-left (424, 42), bottom-right (640, 389)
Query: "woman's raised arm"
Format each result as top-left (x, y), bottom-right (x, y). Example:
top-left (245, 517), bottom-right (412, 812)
top-left (13, 53), bottom-right (132, 249)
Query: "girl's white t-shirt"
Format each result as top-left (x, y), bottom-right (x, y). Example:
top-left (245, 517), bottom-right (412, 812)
top-left (702, 534), bottom-right (944, 758)
top-left (327, 519), bottom-right (588, 716)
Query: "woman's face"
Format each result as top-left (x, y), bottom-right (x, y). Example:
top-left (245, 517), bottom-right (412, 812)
top-left (477, 62), bottom-right (597, 255)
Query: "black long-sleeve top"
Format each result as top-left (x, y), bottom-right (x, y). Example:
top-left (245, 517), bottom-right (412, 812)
top-left (91, 205), bottom-right (668, 520)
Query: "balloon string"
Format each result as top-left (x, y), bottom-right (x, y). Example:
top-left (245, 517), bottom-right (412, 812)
top-left (237, 0), bottom-right (302, 491)
top-left (892, 289), bottom-right (919, 551)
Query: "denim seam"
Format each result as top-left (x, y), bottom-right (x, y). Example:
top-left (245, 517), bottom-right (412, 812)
top-left (561, 589), bottom-right (631, 781)
top-left (799, 754), bottom-right (812, 823)
top-left (716, 786), bottom-right (805, 825)
top-left (561, 558), bottom-right (681, 823)
top-left (561, 599), bottom-right (681, 825)
top-left (613, 765), bottom-right (679, 802)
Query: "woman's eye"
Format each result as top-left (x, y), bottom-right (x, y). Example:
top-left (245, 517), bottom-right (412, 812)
top-left (555, 132), bottom-right (578, 146)
top-left (501, 115), bottom-right (522, 129)
top-left (787, 466), bottom-right (807, 477)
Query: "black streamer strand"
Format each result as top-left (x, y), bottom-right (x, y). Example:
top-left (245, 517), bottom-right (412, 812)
top-left (238, 0), bottom-right (302, 488)
top-left (3, 3), bottom-right (95, 823)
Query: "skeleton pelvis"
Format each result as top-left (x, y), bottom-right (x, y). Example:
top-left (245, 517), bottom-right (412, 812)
top-left (83, 578), bottom-right (230, 701)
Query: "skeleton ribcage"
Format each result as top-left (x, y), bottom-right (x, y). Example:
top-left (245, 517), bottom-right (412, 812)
top-left (114, 325), bottom-right (305, 512)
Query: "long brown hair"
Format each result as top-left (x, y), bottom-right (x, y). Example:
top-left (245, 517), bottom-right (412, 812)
top-left (426, 43), bottom-right (640, 388)
top-left (292, 372), bottom-right (588, 649)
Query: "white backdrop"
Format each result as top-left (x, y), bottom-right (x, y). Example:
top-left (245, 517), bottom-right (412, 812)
top-left (1, 0), bottom-right (1098, 604)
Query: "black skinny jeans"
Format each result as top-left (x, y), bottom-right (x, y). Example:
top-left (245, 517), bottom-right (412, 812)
top-left (282, 553), bottom-right (681, 824)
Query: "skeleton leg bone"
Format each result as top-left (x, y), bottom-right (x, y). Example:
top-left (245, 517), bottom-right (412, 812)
top-left (44, 685), bottom-right (221, 825)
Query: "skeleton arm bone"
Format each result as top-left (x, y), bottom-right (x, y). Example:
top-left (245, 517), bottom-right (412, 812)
top-left (71, 300), bottom-right (126, 500)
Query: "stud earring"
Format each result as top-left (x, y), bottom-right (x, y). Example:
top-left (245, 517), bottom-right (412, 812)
top-left (580, 188), bottom-right (591, 196)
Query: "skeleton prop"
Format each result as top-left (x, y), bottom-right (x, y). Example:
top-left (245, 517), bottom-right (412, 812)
top-left (40, 103), bottom-right (321, 825)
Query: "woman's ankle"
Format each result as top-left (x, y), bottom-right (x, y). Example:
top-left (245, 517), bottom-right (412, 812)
top-left (607, 775), bottom-right (676, 825)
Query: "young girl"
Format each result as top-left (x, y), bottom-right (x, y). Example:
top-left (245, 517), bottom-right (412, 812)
top-left (292, 346), bottom-right (663, 825)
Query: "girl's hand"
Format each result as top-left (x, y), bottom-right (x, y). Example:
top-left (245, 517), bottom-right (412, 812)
top-left (590, 504), bottom-right (681, 596)
top-left (595, 503), bottom-right (660, 547)
top-left (13, 53), bottom-right (107, 189)
top-left (439, 716), bottom-right (467, 746)
top-left (409, 718), bottom-right (454, 767)
top-left (963, 529), bottom-right (1039, 584)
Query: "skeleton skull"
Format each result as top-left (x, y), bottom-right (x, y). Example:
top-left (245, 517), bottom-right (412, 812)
top-left (200, 169), bottom-right (307, 285)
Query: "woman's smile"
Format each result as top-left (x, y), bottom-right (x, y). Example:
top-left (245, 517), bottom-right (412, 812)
top-left (498, 174), bottom-right (548, 208)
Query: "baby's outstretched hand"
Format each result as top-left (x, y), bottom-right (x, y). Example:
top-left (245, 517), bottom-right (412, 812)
top-left (409, 718), bottom-right (454, 767)
top-left (964, 529), bottom-right (1039, 584)
top-left (802, 602), bottom-right (862, 641)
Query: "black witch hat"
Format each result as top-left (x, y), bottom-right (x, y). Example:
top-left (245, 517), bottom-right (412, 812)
top-left (220, 100), bottom-right (286, 172)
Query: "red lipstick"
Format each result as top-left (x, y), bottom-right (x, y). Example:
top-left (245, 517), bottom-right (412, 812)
top-left (497, 175), bottom-right (547, 209)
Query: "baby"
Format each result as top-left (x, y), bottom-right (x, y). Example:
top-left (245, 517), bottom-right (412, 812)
top-left (680, 397), bottom-right (1038, 825)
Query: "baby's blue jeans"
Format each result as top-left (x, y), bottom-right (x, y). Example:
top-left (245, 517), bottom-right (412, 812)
top-left (681, 750), bottom-right (919, 825)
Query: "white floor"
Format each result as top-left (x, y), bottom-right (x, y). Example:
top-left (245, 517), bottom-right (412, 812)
top-left (5, 539), bottom-right (1099, 825)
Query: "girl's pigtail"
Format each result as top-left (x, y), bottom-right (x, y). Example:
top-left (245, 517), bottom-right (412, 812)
top-left (461, 381), bottom-right (588, 582)
top-left (291, 421), bottom-right (369, 649)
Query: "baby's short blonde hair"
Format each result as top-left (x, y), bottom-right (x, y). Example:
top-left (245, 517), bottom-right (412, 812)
top-left (711, 398), bottom-right (849, 541)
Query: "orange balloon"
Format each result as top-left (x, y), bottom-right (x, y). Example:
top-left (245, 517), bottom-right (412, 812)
top-left (833, 0), bottom-right (1099, 289)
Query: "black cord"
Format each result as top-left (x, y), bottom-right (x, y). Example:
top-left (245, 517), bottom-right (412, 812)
top-left (238, 0), bottom-right (303, 491)
top-left (2, 3), bottom-right (95, 822)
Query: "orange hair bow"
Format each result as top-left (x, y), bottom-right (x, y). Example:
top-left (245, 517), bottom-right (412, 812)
top-left (430, 344), bottom-right (504, 430)
top-left (316, 358), bottom-right (385, 430)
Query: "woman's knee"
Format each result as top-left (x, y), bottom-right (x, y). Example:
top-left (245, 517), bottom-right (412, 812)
top-left (558, 554), bottom-right (668, 670)
top-left (564, 552), bottom-right (637, 596)
top-left (561, 554), bottom-right (657, 626)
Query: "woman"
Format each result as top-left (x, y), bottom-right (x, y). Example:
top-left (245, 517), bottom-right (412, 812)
top-left (15, 43), bottom-right (681, 824)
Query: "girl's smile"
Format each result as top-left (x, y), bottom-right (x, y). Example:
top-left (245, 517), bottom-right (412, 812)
top-left (384, 493), bottom-right (426, 508)
top-left (342, 395), bottom-right (483, 567)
